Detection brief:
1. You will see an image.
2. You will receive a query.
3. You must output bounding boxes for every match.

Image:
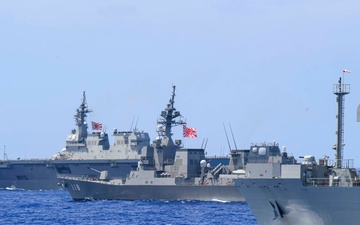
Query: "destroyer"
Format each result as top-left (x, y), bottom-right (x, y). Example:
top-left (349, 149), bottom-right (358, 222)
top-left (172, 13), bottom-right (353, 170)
top-left (234, 73), bottom-right (360, 225)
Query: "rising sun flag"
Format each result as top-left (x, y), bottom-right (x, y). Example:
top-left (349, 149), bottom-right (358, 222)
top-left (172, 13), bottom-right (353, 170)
top-left (183, 125), bottom-right (197, 138)
top-left (91, 121), bottom-right (103, 130)
top-left (343, 69), bottom-right (351, 73)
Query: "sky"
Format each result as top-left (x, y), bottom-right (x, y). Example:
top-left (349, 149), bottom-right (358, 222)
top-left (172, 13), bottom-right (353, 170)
top-left (1, 1), bottom-right (360, 166)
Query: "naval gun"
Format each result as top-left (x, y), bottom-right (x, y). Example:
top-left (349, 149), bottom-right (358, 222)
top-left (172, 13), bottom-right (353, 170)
top-left (89, 167), bottom-right (108, 180)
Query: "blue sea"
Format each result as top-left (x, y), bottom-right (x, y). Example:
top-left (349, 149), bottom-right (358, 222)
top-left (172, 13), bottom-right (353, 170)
top-left (0, 189), bottom-right (257, 225)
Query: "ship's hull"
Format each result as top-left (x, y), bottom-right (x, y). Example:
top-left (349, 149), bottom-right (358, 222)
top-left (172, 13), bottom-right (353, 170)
top-left (234, 178), bottom-right (360, 225)
top-left (0, 159), bottom-right (139, 190)
top-left (63, 178), bottom-right (244, 202)
top-left (0, 157), bottom-right (228, 190)
top-left (0, 160), bottom-right (59, 190)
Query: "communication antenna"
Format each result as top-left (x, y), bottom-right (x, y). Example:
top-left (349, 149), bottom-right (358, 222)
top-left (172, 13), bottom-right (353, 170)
top-left (229, 123), bottom-right (238, 150)
top-left (130, 115), bottom-right (135, 131)
top-left (204, 138), bottom-right (208, 151)
top-left (3, 145), bottom-right (8, 160)
top-left (223, 123), bottom-right (232, 151)
top-left (134, 115), bottom-right (140, 131)
top-left (199, 138), bottom-right (208, 150)
top-left (201, 138), bottom-right (205, 149)
top-left (103, 125), bottom-right (107, 133)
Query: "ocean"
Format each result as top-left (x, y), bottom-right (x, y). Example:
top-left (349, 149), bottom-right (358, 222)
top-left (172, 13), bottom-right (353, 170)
top-left (0, 189), bottom-right (257, 225)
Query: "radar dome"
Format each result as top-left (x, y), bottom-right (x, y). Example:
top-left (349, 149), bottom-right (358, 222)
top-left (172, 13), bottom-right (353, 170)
top-left (156, 125), bottom-right (164, 132)
top-left (200, 160), bottom-right (207, 168)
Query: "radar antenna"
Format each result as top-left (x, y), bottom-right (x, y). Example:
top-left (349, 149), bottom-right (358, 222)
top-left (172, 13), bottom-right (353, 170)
top-left (156, 85), bottom-right (185, 139)
top-left (74, 91), bottom-right (92, 141)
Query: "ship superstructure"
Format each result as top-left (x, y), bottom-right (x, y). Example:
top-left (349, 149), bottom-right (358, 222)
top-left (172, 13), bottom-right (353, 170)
top-left (234, 72), bottom-right (360, 225)
top-left (0, 92), bottom-right (150, 190)
top-left (60, 86), bottom-right (253, 201)
top-left (53, 91), bottom-right (150, 160)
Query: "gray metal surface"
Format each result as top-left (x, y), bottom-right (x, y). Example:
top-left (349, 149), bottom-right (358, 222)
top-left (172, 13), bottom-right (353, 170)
top-left (0, 92), bottom-right (147, 190)
top-left (234, 178), bottom-right (360, 225)
top-left (61, 141), bottom-right (296, 202)
top-left (65, 177), bottom-right (243, 202)
top-left (233, 76), bottom-right (359, 225)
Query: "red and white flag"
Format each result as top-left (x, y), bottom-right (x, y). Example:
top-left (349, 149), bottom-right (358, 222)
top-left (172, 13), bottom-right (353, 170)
top-left (183, 125), bottom-right (197, 138)
top-left (343, 69), bottom-right (351, 73)
top-left (91, 121), bottom-right (103, 130)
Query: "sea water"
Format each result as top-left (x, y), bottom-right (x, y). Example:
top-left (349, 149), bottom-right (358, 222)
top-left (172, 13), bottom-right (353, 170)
top-left (0, 189), bottom-right (257, 224)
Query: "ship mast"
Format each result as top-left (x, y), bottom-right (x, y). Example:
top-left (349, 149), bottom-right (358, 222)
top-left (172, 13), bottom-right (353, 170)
top-left (333, 72), bottom-right (350, 168)
top-left (3, 145), bottom-right (7, 160)
top-left (152, 85), bottom-right (186, 170)
top-left (157, 85), bottom-right (185, 141)
top-left (74, 91), bottom-right (92, 142)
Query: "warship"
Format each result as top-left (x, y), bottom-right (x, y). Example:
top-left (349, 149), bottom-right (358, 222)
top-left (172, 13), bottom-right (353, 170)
top-left (60, 142), bottom-right (295, 202)
top-left (59, 87), bottom-right (296, 202)
top-left (234, 73), bottom-right (360, 225)
top-left (0, 92), bottom-right (151, 190)
top-left (0, 89), bottom-right (229, 190)
top-left (60, 85), bottom-right (245, 201)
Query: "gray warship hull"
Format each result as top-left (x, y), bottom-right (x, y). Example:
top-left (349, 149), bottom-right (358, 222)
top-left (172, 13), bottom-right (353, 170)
top-left (234, 178), bottom-right (360, 225)
top-left (232, 75), bottom-right (360, 225)
top-left (0, 160), bottom-right (60, 190)
top-left (0, 159), bottom-right (139, 190)
top-left (0, 157), bottom-right (229, 190)
top-left (63, 178), bottom-right (244, 202)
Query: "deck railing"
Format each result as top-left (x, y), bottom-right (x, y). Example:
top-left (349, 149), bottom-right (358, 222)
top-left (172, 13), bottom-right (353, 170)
top-left (307, 177), bottom-right (360, 187)
top-left (318, 159), bottom-right (354, 168)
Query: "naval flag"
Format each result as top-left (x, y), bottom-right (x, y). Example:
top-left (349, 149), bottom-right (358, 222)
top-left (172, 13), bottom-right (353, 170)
top-left (91, 121), bottom-right (103, 130)
top-left (183, 125), bottom-right (197, 138)
top-left (343, 69), bottom-right (351, 73)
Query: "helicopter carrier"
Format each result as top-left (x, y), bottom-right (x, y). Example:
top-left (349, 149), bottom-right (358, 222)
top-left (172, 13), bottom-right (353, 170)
top-left (0, 92), bottom-right (151, 190)
top-left (234, 72), bottom-right (360, 225)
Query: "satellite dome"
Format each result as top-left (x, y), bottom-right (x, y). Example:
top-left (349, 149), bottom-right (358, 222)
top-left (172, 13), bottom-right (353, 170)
top-left (156, 125), bottom-right (164, 132)
top-left (200, 160), bottom-right (207, 168)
